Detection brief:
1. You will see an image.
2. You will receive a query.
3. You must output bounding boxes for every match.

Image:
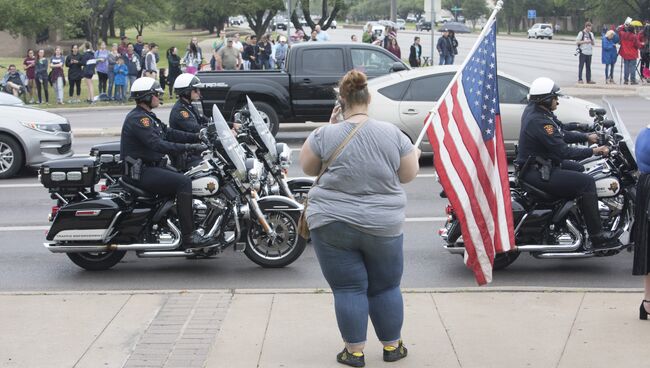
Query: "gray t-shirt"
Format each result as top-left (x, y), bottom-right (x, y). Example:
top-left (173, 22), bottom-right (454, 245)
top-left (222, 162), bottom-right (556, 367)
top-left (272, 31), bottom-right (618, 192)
top-left (576, 31), bottom-right (594, 55)
top-left (306, 118), bottom-right (414, 237)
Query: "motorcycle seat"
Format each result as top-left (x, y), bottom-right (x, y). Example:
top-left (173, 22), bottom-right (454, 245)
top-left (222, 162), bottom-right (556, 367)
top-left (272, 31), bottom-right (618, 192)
top-left (519, 180), bottom-right (556, 202)
top-left (118, 178), bottom-right (154, 200)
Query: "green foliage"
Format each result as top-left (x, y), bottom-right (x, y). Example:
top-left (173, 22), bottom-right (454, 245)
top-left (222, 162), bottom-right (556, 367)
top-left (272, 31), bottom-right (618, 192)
top-left (115, 0), bottom-right (171, 36)
top-left (0, 0), bottom-right (87, 37)
top-left (171, 0), bottom-right (232, 33)
top-left (239, 0), bottom-right (285, 38)
top-left (397, 0), bottom-right (425, 20)
top-left (462, 0), bottom-right (488, 27)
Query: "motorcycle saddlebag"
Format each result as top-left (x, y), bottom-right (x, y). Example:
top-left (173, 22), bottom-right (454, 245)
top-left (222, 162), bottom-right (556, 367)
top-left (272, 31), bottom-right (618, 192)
top-left (90, 141), bottom-right (123, 177)
top-left (46, 197), bottom-right (127, 242)
top-left (40, 157), bottom-right (101, 189)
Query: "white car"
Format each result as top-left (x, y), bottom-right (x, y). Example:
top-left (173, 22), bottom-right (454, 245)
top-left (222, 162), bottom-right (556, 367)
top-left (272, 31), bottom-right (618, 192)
top-left (527, 23), bottom-right (554, 39)
top-left (0, 105), bottom-right (73, 178)
top-left (0, 92), bottom-right (24, 106)
top-left (396, 19), bottom-right (406, 30)
top-left (367, 66), bottom-right (600, 157)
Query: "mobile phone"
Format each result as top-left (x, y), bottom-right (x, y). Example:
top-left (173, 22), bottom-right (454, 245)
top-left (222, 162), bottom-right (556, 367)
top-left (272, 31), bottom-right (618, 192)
top-left (334, 99), bottom-right (344, 122)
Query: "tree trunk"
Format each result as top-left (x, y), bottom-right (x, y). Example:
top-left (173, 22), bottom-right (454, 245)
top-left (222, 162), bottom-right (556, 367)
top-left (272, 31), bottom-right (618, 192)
top-left (119, 27), bottom-right (125, 37)
top-left (109, 15), bottom-right (116, 38)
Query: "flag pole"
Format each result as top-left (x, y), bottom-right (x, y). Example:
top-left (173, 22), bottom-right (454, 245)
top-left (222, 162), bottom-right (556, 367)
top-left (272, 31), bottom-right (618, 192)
top-left (413, 0), bottom-right (504, 148)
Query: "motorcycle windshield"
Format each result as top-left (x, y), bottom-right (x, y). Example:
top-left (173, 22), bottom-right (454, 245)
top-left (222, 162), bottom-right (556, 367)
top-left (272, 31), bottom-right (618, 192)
top-left (211, 104), bottom-right (247, 179)
top-left (247, 96), bottom-right (277, 161)
top-left (605, 98), bottom-right (637, 168)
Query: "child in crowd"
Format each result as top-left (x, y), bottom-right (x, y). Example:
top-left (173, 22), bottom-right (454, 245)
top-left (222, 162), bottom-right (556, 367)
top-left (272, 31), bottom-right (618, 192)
top-left (113, 57), bottom-right (128, 103)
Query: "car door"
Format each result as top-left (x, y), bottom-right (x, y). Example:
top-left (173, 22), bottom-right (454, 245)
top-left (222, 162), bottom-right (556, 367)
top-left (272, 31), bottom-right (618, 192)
top-left (496, 76), bottom-right (529, 153)
top-left (350, 48), bottom-right (400, 79)
top-left (398, 73), bottom-right (454, 139)
top-left (291, 47), bottom-right (346, 118)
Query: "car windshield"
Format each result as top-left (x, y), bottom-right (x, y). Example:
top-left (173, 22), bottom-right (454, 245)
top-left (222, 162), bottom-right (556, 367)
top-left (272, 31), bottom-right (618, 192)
top-left (211, 104), bottom-right (247, 179)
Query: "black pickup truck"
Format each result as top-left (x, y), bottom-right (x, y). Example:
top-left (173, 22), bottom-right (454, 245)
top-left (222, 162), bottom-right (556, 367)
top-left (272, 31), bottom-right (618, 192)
top-left (197, 42), bottom-right (408, 134)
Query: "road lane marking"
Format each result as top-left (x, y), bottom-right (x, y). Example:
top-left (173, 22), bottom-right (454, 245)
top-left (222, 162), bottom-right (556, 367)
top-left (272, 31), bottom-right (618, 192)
top-left (0, 184), bottom-right (42, 188)
top-left (0, 217), bottom-right (447, 232)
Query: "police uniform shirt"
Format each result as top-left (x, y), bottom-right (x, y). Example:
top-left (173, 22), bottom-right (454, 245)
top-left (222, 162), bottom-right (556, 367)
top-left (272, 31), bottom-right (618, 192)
top-left (516, 103), bottom-right (593, 166)
top-left (121, 105), bottom-right (197, 164)
top-left (169, 99), bottom-right (203, 133)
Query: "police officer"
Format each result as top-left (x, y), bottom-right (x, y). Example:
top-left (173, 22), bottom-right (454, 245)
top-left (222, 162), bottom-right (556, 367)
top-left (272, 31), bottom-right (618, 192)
top-left (169, 73), bottom-right (208, 170)
top-left (121, 76), bottom-right (212, 250)
top-left (515, 77), bottom-right (621, 248)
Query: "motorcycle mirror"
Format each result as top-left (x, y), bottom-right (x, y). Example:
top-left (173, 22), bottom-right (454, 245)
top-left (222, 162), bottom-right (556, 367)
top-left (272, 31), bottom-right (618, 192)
top-left (602, 119), bottom-right (616, 128)
top-left (589, 107), bottom-right (607, 117)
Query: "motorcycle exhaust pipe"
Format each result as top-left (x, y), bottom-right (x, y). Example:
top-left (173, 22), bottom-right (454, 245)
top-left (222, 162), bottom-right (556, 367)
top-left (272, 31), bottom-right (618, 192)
top-left (43, 219), bottom-right (182, 253)
top-left (137, 251), bottom-right (189, 258)
top-left (515, 220), bottom-right (583, 253)
top-left (533, 252), bottom-right (594, 259)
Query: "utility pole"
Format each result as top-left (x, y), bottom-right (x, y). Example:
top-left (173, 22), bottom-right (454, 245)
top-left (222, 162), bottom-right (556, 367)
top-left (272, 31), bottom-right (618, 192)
top-left (390, 0), bottom-right (397, 22)
top-left (430, 0), bottom-right (436, 65)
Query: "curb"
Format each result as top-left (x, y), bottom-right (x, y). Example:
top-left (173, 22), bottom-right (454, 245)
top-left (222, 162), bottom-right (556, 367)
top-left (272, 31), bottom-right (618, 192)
top-left (0, 286), bottom-right (643, 296)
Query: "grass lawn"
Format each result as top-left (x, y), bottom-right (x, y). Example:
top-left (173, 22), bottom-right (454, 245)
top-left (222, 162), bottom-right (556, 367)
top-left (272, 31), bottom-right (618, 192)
top-left (0, 25), bottom-right (215, 108)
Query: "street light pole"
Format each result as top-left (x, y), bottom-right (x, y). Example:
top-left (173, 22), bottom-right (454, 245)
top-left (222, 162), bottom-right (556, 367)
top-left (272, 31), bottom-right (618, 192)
top-left (391, 0), bottom-right (397, 22)
top-left (287, 0), bottom-right (292, 44)
top-left (431, 0), bottom-right (436, 65)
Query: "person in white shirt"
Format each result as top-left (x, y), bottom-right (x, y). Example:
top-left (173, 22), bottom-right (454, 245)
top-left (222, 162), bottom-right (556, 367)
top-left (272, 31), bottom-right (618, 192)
top-left (144, 43), bottom-right (159, 79)
top-left (315, 24), bottom-right (330, 41)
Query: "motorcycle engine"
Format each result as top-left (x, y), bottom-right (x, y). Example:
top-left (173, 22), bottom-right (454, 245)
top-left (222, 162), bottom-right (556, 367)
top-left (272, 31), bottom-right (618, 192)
top-left (599, 195), bottom-right (625, 228)
top-left (193, 199), bottom-right (208, 223)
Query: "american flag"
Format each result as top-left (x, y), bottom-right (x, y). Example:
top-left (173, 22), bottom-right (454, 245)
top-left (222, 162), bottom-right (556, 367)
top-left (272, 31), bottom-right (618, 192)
top-left (425, 19), bottom-right (515, 285)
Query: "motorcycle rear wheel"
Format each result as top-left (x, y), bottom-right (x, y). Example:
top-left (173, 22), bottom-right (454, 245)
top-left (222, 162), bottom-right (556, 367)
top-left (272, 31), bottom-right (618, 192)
top-left (245, 210), bottom-right (306, 268)
top-left (66, 250), bottom-right (127, 271)
top-left (446, 220), bottom-right (520, 270)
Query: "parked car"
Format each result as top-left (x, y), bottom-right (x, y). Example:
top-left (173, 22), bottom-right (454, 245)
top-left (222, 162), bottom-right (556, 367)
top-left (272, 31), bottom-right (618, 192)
top-left (0, 92), bottom-right (24, 106)
top-left (230, 16), bottom-right (245, 26)
top-left (406, 15), bottom-right (417, 22)
top-left (198, 42), bottom-right (408, 135)
top-left (271, 17), bottom-right (288, 31)
top-left (364, 21), bottom-right (385, 38)
top-left (0, 105), bottom-right (73, 178)
top-left (329, 20), bottom-right (337, 29)
top-left (366, 66), bottom-right (600, 157)
top-left (528, 23), bottom-right (554, 39)
top-left (396, 19), bottom-right (406, 30)
top-left (416, 19), bottom-right (432, 31)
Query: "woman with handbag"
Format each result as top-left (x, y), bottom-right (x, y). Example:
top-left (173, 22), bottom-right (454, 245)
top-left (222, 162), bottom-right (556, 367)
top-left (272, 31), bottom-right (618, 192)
top-left (299, 70), bottom-right (420, 367)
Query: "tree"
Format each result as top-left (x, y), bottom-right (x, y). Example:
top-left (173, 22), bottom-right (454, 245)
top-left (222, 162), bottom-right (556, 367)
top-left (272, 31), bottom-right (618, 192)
top-left (462, 0), bottom-right (488, 29)
top-left (239, 0), bottom-right (285, 39)
top-left (171, 0), bottom-right (231, 34)
top-left (0, 0), bottom-right (86, 38)
top-left (291, 0), bottom-right (345, 32)
top-left (398, 0), bottom-right (425, 20)
top-left (84, 0), bottom-right (118, 47)
top-left (114, 0), bottom-right (170, 36)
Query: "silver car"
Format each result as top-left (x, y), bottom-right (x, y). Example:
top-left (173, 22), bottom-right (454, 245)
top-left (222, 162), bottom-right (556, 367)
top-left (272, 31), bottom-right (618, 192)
top-left (0, 105), bottom-right (73, 178)
top-left (367, 66), bottom-right (600, 157)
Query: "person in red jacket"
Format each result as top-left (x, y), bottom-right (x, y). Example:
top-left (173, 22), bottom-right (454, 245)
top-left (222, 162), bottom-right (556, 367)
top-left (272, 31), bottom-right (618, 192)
top-left (618, 21), bottom-right (642, 84)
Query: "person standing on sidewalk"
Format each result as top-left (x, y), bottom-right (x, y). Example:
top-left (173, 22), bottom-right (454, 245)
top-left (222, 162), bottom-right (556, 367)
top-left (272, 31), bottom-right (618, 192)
top-left (437, 29), bottom-right (454, 65)
top-left (107, 43), bottom-right (120, 100)
top-left (576, 22), bottom-right (596, 84)
top-left (95, 41), bottom-right (109, 96)
top-left (124, 43), bottom-right (142, 93)
top-left (50, 46), bottom-right (66, 104)
top-left (633, 126), bottom-right (650, 319)
top-left (65, 44), bottom-right (83, 103)
top-left (299, 70), bottom-right (420, 367)
top-left (166, 47), bottom-right (182, 98)
top-left (602, 30), bottom-right (619, 84)
top-left (618, 20), bottom-right (641, 85)
top-left (80, 42), bottom-right (97, 104)
top-left (34, 49), bottom-right (49, 105)
top-left (409, 36), bottom-right (422, 67)
top-left (449, 30), bottom-right (459, 64)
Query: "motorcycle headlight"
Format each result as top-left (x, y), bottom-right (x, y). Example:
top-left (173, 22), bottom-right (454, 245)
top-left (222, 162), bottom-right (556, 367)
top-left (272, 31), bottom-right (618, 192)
top-left (277, 143), bottom-right (292, 169)
top-left (21, 121), bottom-right (68, 134)
top-left (247, 159), bottom-right (264, 182)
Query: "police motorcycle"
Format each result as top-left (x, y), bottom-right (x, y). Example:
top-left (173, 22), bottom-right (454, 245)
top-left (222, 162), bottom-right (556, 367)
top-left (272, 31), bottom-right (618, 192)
top-left (40, 105), bottom-right (306, 270)
top-left (233, 96), bottom-right (314, 205)
top-left (439, 107), bottom-right (638, 270)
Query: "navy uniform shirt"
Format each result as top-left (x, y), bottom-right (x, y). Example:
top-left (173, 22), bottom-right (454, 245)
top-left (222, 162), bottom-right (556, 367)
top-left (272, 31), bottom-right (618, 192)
top-left (120, 105), bottom-right (197, 164)
top-left (169, 99), bottom-right (204, 133)
top-left (515, 103), bottom-right (593, 166)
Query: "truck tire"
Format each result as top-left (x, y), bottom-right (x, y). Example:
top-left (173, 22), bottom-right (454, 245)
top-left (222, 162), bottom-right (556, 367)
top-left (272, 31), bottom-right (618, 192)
top-left (0, 134), bottom-right (24, 179)
top-left (244, 101), bottom-right (280, 136)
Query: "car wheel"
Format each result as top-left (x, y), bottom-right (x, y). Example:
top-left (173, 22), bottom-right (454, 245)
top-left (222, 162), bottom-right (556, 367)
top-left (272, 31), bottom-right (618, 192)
top-left (0, 135), bottom-right (24, 179)
top-left (548, 36), bottom-right (552, 40)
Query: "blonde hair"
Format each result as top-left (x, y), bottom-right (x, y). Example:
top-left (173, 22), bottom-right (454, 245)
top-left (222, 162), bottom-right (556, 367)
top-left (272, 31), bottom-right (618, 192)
top-left (606, 30), bottom-right (615, 39)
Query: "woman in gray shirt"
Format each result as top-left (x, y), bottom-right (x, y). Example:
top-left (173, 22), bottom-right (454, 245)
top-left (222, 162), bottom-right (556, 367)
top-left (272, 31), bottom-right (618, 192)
top-left (300, 70), bottom-right (420, 367)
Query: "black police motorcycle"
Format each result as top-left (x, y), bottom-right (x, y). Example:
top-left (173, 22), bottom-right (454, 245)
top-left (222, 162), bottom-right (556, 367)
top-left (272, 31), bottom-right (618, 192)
top-left (440, 107), bottom-right (638, 270)
top-left (40, 105), bottom-right (306, 270)
top-left (234, 97), bottom-right (313, 205)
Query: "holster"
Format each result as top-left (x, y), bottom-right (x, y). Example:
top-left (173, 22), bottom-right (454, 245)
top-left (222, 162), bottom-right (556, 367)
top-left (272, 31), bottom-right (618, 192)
top-left (534, 157), bottom-right (552, 182)
top-left (124, 156), bottom-right (143, 181)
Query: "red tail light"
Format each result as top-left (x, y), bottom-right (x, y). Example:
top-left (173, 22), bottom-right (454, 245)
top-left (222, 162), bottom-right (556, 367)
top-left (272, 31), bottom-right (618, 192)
top-left (445, 205), bottom-right (454, 215)
top-left (100, 184), bottom-right (108, 192)
top-left (49, 206), bottom-right (60, 222)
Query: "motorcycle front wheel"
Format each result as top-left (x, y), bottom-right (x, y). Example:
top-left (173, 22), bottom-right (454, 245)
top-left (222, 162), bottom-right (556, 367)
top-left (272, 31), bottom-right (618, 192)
top-left (66, 250), bottom-right (127, 271)
top-left (245, 209), bottom-right (306, 268)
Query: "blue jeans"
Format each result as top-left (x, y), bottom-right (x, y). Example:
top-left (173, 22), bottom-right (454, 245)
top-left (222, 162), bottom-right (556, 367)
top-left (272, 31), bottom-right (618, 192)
top-left (624, 59), bottom-right (637, 82)
top-left (439, 54), bottom-right (453, 65)
top-left (311, 221), bottom-right (404, 344)
top-left (114, 85), bottom-right (125, 102)
top-left (107, 70), bottom-right (115, 99)
top-left (605, 63), bottom-right (615, 79)
top-left (128, 76), bottom-right (138, 93)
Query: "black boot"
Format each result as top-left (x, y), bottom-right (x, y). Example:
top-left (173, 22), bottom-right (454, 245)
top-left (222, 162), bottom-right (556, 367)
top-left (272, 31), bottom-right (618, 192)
top-left (579, 192), bottom-right (622, 249)
top-left (177, 193), bottom-right (213, 250)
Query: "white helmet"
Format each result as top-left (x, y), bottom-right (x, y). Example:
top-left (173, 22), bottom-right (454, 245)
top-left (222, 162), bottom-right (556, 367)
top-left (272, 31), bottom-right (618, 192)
top-left (173, 73), bottom-right (202, 97)
top-left (130, 77), bottom-right (164, 101)
top-left (528, 77), bottom-right (561, 104)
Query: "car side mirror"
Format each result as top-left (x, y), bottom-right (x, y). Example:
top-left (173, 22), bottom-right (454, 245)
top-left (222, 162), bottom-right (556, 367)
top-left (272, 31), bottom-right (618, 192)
top-left (390, 62), bottom-right (407, 72)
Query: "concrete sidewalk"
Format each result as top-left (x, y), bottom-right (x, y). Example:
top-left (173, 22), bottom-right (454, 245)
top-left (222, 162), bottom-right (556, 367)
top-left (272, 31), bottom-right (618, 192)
top-left (1, 288), bottom-right (649, 368)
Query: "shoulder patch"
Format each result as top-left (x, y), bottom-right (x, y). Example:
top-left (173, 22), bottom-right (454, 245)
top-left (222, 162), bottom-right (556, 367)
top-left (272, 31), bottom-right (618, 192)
top-left (140, 117), bottom-right (151, 127)
top-left (543, 124), bottom-right (554, 135)
top-left (180, 110), bottom-right (190, 119)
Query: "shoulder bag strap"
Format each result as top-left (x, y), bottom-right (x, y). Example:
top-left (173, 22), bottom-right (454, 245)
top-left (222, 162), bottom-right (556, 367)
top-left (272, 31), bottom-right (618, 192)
top-left (314, 119), bottom-right (368, 185)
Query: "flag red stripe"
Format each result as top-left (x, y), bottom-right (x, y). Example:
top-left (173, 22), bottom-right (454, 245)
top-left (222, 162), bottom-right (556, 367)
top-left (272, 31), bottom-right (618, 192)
top-left (494, 115), bottom-right (516, 247)
top-left (426, 118), bottom-right (488, 285)
top-left (437, 99), bottom-right (494, 282)
top-left (448, 84), bottom-right (498, 261)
